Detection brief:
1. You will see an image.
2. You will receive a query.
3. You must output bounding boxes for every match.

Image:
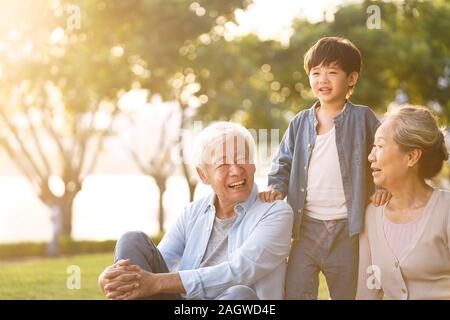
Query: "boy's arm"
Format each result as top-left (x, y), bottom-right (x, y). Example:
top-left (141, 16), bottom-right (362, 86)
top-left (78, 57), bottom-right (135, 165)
top-left (267, 118), bottom-right (297, 196)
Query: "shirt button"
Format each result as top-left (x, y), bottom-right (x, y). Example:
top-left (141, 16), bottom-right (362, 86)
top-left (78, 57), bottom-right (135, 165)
top-left (401, 288), bottom-right (407, 294)
top-left (307, 144), bottom-right (311, 148)
top-left (304, 166), bottom-right (307, 170)
top-left (395, 261), bottom-right (399, 268)
top-left (300, 188), bottom-right (305, 192)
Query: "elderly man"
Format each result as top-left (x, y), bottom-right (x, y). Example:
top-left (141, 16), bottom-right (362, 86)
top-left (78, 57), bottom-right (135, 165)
top-left (98, 122), bottom-right (293, 300)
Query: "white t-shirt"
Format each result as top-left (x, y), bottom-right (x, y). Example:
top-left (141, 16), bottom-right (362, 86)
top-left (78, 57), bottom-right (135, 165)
top-left (304, 126), bottom-right (348, 220)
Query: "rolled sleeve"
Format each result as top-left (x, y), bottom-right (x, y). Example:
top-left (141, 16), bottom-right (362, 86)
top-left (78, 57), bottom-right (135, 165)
top-left (178, 269), bottom-right (204, 299)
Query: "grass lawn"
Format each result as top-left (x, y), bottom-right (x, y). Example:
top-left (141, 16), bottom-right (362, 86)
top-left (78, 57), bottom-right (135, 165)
top-left (0, 253), bottom-right (330, 299)
top-left (0, 253), bottom-right (113, 299)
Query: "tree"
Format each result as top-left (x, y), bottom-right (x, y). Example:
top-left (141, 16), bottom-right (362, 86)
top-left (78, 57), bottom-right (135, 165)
top-left (0, 0), bottom-right (249, 252)
top-left (0, 0), bottom-right (141, 254)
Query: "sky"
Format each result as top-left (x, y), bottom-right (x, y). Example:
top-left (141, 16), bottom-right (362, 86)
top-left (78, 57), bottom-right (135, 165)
top-left (234, 0), bottom-right (361, 43)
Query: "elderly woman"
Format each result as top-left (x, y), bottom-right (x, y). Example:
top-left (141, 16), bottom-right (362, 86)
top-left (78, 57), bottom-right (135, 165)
top-left (357, 106), bottom-right (450, 300)
top-left (98, 121), bottom-right (293, 300)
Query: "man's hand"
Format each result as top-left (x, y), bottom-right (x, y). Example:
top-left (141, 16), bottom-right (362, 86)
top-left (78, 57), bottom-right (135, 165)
top-left (98, 259), bottom-right (142, 299)
top-left (370, 190), bottom-right (392, 207)
top-left (259, 188), bottom-right (284, 202)
top-left (120, 271), bottom-right (162, 300)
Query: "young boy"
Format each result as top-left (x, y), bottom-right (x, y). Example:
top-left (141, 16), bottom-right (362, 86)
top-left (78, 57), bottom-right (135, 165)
top-left (260, 37), bottom-right (389, 299)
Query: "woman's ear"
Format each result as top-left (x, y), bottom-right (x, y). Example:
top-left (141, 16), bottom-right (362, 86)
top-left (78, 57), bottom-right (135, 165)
top-left (407, 148), bottom-right (422, 168)
top-left (196, 166), bottom-right (210, 185)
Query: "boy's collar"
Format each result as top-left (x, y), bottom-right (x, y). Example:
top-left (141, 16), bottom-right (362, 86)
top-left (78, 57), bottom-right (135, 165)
top-left (308, 100), bottom-right (354, 123)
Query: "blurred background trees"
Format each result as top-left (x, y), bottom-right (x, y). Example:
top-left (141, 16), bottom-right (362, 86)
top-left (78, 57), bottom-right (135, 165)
top-left (0, 0), bottom-right (448, 253)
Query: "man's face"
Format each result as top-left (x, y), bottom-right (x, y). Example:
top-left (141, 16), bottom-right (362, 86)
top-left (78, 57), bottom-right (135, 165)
top-left (197, 136), bottom-right (256, 211)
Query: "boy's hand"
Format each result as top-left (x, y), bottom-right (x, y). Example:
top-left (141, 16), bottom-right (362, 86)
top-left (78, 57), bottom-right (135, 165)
top-left (370, 190), bottom-right (392, 207)
top-left (259, 188), bottom-right (284, 202)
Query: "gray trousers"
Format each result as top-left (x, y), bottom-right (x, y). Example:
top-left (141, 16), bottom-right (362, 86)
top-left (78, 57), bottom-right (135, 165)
top-left (286, 215), bottom-right (359, 300)
top-left (114, 231), bottom-right (258, 300)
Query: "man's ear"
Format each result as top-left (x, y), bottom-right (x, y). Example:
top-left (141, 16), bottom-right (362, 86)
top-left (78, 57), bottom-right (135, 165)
top-left (196, 166), bottom-right (209, 185)
top-left (407, 149), bottom-right (422, 168)
top-left (348, 71), bottom-right (359, 87)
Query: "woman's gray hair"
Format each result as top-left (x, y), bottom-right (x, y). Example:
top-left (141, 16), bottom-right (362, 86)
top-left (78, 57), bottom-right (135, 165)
top-left (193, 121), bottom-right (256, 169)
top-left (384, 105), bottom-right (449, 179)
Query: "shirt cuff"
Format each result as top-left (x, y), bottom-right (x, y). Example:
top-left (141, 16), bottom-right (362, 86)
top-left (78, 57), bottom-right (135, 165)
top-left (178, 269), bottom-right (203, 299)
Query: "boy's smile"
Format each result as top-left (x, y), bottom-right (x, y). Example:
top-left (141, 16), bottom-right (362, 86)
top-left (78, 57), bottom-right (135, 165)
top-left (309, 62), bottom-right (358, 108)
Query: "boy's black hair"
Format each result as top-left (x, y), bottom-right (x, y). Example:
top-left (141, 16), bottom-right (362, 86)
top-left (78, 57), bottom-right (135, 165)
top-left (304, 37), bottom-right (362, 76)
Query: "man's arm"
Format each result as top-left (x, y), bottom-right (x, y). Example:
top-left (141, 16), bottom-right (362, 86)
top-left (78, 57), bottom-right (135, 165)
top-left (157, 207), bottom-right (189, 272)
top-left (112, 271), bottom-right (186, 300)
top-left (178, 202), bottom-right (294, 299)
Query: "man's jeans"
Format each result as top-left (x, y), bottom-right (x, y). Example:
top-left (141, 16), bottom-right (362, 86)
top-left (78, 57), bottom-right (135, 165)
top-left (114, 231), bottom-right (258, 300)
top-left (285, 215), bottom-right (359, 300)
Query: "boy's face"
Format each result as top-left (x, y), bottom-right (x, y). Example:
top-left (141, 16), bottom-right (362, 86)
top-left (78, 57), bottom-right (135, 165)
top-left (308, 62), bottom-right (358, 106)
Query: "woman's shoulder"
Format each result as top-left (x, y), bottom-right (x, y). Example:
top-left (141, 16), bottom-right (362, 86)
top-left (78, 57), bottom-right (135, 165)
top-left (366, 203), bottom-right (383, 217)
top-left (435, 188), bottom-right (450, 199)
top-left (364, 203), bottom-right (383, 229)
top-left (433, 188), bottom-right (450, 211)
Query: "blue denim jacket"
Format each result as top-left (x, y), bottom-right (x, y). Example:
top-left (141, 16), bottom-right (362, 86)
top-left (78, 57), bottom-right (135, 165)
top-left (158, 184), bottom-right (293, 299)
top-left (268, 101), bottom-right (379, 238)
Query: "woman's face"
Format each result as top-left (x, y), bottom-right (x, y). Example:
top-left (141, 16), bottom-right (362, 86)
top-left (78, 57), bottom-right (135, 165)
top-left (368, 120), bottom-right (411, 190)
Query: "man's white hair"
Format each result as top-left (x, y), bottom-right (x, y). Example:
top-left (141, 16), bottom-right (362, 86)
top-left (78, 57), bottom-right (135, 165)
top-left (193, 121), bottom-right (256, 168)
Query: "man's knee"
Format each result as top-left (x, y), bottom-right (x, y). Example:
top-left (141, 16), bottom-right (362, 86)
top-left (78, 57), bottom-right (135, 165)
top-left (217, 285), bottom-right (258, 300)
top-left (115, 231), bottom-right (154, 255)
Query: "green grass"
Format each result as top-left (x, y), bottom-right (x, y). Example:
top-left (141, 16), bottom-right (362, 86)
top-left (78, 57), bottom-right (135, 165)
top-left (0, 253), bottom-right (330, 299)
top-left (0, 253), bottom-right (113, 299)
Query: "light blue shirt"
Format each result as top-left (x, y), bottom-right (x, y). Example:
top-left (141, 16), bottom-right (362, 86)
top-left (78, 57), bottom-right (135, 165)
top-left (157, 183), bottom-right (293, 299)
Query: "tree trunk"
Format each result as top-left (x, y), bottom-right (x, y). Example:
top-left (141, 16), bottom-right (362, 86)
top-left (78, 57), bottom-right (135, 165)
top-left (156, 181), bottom-right (166, 234)
top-left (39, 179), bottom-right (80, 256)
top-left (45, 193), bottom-right (77, 256)
top-left (177, 102), bottom-right (197, 203)
top-left (60, 190), bottom-right (78, 237)
top-left (47, 204), bottom-right (62, 257)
